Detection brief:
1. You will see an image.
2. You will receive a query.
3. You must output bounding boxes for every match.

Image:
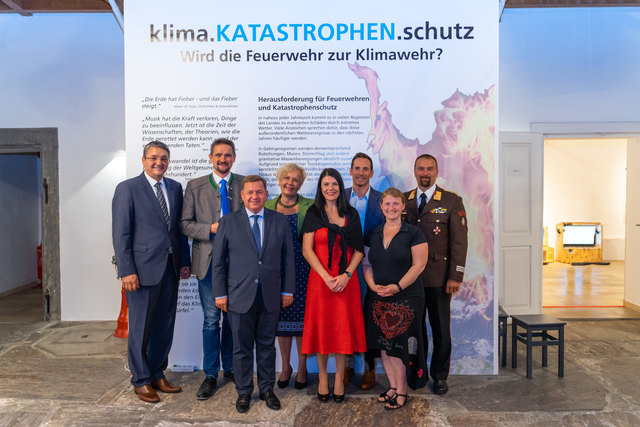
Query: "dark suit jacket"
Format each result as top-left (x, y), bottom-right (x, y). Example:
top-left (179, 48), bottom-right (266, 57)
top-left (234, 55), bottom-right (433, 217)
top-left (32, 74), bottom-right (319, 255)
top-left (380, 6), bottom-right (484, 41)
top-left (345, 186), bottom-right (385, 238)
top-left (181, 172), bottom-right (245, 279)
top-left (211, 208), bottom-right (295, 314)
top-left (112, 172), bottom-right (190, 286)
top-left (403, 185), bottom-right (468, 287)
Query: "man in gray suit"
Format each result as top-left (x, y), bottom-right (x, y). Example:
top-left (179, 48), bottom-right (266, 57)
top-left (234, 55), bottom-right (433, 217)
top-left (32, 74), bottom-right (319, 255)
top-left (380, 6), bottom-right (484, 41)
top-left (181, 138), bottom-right (244, 399)
top-left (212, 175), bottom-right (295, 413)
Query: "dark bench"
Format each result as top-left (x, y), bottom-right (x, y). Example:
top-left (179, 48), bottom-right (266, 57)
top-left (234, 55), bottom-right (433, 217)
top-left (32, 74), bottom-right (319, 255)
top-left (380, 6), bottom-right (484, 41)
top-left (511, 314), bottom-right (566, 378)
top-left (498, 307), bottom-right (508, 367)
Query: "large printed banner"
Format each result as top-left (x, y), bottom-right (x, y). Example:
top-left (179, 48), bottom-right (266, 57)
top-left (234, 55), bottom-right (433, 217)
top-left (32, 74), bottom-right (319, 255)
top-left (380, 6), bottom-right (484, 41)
top-left (125, 0), bottom-right (498, 374)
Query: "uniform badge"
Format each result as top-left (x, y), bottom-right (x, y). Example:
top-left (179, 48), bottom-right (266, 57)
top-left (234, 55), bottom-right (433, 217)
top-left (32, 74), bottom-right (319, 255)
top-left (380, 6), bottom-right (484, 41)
top-left (461, 217), bottom-right (466, 227)
top-left (458, 210), bottom-right (466, 217)
top-left (408, 190), bottom-right (416, 201)
top-left (434, 191), bottom-right (442, 201)
top-left (433, 226), bottom-right (441, 235)
top-left (430, 207), bottom-right (447, 214)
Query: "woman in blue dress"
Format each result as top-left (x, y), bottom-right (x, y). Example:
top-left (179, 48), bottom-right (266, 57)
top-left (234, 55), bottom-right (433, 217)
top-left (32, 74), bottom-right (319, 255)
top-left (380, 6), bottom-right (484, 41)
top-left (265, 163), bottom-right (313, 389)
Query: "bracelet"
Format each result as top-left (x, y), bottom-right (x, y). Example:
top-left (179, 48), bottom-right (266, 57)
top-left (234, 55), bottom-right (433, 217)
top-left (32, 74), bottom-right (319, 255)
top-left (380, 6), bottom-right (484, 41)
top-left (395, 283), bottom-right (402, 293)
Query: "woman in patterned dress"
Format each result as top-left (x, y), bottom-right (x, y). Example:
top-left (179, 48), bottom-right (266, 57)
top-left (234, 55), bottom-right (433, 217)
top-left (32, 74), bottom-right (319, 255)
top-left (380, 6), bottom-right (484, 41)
top-left (362, 188), bottom-right (429, 410)
top-left (265, 163), bottom-right (313, 389)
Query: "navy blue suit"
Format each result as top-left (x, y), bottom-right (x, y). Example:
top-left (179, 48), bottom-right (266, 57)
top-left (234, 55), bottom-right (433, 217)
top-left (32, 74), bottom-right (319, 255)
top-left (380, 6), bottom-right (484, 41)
top-left (211, 208), bottom-right (295, 394)
top-left (345, 186), bottom-right (384, 372)
top-left (345, 186), bottom-right (385, 298)
top-left (112, 172), bottom-right (190, 387)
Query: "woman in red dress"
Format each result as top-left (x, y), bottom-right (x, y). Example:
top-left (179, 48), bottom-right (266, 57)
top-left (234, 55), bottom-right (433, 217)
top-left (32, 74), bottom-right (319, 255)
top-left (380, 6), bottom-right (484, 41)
top-left (301, 168), bottom-right (366, 403)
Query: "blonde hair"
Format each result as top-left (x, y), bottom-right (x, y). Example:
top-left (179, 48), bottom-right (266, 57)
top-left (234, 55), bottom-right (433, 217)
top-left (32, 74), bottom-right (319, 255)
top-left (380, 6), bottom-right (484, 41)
top-left (275, 163), bottom-right (307, 185)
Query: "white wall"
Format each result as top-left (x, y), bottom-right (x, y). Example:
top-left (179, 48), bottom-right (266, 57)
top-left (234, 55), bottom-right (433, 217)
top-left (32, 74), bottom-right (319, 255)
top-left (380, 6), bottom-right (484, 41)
top-left (0, 7), bottom-right (638, 318)
top-left (0, 155), bottom-right (40, 294)
top-left (0, 14), bottom-right (125, 319)
top-left (500, 8), bottom-right (640, 131)
top-left (544, 138), bottom-right (627, 260)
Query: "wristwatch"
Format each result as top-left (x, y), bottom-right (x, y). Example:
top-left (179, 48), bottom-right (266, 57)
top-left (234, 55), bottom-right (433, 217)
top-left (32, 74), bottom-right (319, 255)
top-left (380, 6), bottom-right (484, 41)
top-left (345, 271), bottom-right (353, 278)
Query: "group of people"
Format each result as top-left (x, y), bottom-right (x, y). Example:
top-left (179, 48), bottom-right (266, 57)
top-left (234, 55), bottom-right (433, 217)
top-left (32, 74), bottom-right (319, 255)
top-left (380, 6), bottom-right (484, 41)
top-left (112, 138), bottom-right (468, 413)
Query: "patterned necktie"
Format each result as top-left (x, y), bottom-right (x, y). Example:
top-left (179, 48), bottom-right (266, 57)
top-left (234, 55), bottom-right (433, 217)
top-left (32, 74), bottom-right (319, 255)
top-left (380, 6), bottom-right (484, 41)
top-left (155, 182), bottom-right (172, 253)
top-left (251, 214), bottom-right (261, 253)
top-left (418, 193), bottom-right (427, 213)
top-left (155, 182), bottom-right (169, 224)
top-left (220, 178), bottom-right (229, 216)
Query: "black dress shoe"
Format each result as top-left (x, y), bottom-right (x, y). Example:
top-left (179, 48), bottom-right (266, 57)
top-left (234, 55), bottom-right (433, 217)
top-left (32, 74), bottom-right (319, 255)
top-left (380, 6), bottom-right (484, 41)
top-left (236, 393), bottom-right (251, 413)
top-left (433, 379), bottom-right (449, 395)
top-left (223, 370), bottom-right (236, 384)
top-left (317, 388), bottom-right (331, 403)
top-left (259, 389), bottom-right (281, 410)
top-left (332, 393), bottom-right (345, 403)
top-left (196, 377), bottom-right (217, 400)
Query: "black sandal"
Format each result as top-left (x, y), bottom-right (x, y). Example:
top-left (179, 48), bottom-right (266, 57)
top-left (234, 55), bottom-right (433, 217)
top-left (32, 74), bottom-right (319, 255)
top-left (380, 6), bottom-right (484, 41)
top-left (385, 393), bottom-right (407, 410)
top-left (378, 387), bottom-right (397, 403)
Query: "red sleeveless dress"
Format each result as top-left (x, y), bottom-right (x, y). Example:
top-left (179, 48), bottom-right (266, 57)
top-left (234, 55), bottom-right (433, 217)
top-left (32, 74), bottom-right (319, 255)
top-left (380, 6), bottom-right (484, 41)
top-left (301, 225), bottom-right (366, 355)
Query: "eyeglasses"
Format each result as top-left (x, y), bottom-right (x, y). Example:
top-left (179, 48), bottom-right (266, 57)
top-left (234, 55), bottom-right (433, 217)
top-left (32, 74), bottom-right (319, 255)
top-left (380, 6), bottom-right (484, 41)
top-left (144, 156), bottom-right (169, 163)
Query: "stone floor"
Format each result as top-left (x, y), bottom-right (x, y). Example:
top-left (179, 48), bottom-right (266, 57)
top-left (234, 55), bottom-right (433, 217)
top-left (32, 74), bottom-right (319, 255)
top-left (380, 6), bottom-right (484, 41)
top-left (1, 317), bottom-right (640, 426)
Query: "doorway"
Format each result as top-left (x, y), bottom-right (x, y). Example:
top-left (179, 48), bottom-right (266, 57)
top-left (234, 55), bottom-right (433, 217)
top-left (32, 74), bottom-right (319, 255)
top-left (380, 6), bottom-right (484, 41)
top-left (0, 128), bottom-right (60, 321)
top-left (0, 153), bottom-right (43, 322)
top-left (542, 137), bottom-right (628, 318)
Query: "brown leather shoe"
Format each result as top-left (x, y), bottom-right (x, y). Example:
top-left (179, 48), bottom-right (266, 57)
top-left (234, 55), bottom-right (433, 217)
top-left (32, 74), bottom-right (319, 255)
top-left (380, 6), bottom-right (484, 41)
top-left (134, 384), bottom-right (160, 403)
top-left (360, 369), bottom-right (376, 390)
top-left (343, 367), bottom-right (355, 386)
top-left (151, 378), bottom-right (182, 393)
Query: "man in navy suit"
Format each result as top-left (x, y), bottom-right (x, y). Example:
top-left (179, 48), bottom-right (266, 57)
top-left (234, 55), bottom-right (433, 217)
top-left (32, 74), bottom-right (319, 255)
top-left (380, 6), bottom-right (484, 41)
top-left (211, 175), bottom-right (295, 413)
top-left (344, 152), bottom-right (385, 389)
top-left (112, 140), bottom-right (191, 403)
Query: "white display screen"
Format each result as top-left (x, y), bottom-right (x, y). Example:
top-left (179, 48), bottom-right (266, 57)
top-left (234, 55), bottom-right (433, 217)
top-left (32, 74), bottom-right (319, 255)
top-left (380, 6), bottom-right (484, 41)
top-left (563, 225), bottom-right (597, 246)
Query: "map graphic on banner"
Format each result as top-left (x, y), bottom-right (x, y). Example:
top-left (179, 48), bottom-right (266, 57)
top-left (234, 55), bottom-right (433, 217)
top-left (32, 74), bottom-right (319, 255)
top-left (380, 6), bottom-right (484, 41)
top-left (125, 0), bottom-right (498, 374)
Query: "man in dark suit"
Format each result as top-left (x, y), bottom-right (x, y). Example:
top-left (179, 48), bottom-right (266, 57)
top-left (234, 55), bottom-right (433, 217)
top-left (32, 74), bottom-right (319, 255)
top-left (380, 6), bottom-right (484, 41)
top-left (181, 138), bottom-right (244, 399)
top-left (112, 140), bottom-right (191, 403)
top-left (211, 175), bottom-right (295, 413)
top-left (344, 152), bottom-right (385, 389)
top-left (403, 154), bottom-right (468, 396)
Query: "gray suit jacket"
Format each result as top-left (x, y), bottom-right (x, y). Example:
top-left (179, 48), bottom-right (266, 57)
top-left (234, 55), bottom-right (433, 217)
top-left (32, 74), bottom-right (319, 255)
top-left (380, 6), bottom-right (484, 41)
top-left (211, 209), bottom-right (295, 314)
top-left (181, 172), bottom-right (245, 279)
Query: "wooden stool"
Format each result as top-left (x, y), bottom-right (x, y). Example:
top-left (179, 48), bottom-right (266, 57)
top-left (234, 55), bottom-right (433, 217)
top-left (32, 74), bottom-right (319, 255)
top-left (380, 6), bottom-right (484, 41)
top-left (511, 314), bottom-right (566, 378)
top-left (498, 307), bottom-right (508, 367)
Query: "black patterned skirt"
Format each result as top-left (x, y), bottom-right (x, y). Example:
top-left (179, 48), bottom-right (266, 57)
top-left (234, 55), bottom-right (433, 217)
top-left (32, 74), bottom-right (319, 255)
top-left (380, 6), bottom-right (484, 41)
top-left (364, 287), bottom-right (428, 390)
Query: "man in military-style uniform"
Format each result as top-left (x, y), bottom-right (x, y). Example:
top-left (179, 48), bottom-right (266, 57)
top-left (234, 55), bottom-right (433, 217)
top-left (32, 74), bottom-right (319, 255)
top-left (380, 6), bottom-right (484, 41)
top-left (403, 154), bottom-right (468, 396)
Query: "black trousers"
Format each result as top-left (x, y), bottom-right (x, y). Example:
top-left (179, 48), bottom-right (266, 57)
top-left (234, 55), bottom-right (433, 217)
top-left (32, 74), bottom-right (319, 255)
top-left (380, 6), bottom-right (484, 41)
top-left (422, 286), bottom-right (452, 381)
top-left (227, 286), bottom-right (280, 395)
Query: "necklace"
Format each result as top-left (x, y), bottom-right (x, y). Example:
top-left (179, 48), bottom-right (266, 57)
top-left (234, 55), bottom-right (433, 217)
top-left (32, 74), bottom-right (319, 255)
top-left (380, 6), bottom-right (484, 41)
top-left (278, 196), bottom-right (298, 209)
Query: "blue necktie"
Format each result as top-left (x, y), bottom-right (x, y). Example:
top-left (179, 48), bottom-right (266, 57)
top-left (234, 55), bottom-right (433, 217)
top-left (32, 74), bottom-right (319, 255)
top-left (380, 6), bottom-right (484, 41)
top-left (251, 214), bottom-right (261, 253)
top-left (418, 193), bottom-right (427, 213)
top-left (220, 179), bottom-right (229, 216)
